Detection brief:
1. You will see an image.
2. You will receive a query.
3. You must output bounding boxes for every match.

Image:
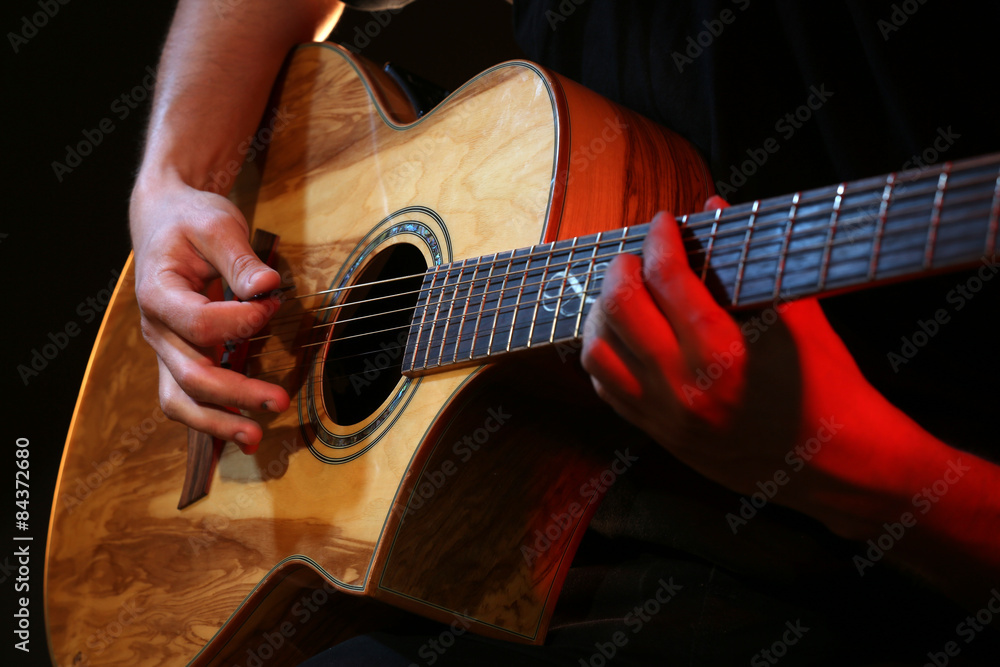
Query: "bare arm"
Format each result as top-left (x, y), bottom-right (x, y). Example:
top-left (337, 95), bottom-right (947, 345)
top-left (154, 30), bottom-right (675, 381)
top-left (582, 198), bottom-right (1000, 609)
top-left (130, 0), bottom-right (345, 451)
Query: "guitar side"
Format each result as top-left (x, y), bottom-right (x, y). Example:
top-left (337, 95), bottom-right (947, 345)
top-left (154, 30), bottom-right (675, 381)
top-left (45, 43), bottom-right (711, 666)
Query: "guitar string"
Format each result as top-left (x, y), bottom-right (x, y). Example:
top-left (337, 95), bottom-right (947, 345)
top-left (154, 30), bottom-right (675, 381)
top-left (247, 198), bottom-right (998, 352)
top-left (245, 206), bottom-right (995, 381)
top-left (222, 159), bottom-right (1000, 387)
top-left (267, 166), bottom-right (997, 315)
top-left (248, 206), bottom-right (998, 372)
top-left (257, 177), bottom-right (999, 336)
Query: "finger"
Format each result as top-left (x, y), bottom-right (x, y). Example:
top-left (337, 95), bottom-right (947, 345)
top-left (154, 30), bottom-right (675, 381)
top-left (703, 195), bottom-right (730, 212)
top-left (641, 211), bottom-right (744, 375)
top-left (594, 252), bottom-right (687, 394)
top-left (582, 317), bottom-right (664, 434)
top-left (143, 317), bottom-right (290, 414)
top-left (581, 313), bottom-right (643, 403)
top-left (156, 358), bottom-right (264, 453)
top-left (588, 377), bottom-right (650, 432)
top-left (142, 277), bottom-right (283, 347)
top-left (191, 197), bottom-right (281, 300)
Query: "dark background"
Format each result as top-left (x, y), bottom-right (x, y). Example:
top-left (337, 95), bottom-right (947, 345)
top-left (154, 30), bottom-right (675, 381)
top-left (4, 1), bottom-right (520, 664)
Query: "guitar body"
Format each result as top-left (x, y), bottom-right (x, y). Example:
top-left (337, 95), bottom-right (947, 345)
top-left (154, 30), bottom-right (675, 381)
top-left (45, 43), bottom-right (711, 666)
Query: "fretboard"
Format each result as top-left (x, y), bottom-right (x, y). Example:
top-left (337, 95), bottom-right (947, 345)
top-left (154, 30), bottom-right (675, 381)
top-left (402, 153), bottom-right (1000, 375)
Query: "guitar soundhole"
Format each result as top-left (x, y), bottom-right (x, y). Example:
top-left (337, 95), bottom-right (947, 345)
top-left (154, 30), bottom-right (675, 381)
top-left (322, 242), bottom-right (427, 426)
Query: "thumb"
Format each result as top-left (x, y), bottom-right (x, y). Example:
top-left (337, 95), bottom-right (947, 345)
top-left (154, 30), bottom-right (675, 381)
top-left (197, 203), bottom-right (281, 300)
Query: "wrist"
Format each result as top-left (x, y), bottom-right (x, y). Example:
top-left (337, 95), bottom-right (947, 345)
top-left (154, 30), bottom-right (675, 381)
top-left (796, 394), bottom-right (942, 541)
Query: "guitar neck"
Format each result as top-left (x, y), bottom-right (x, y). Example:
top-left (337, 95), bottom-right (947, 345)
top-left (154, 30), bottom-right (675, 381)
top-left (402, 153), bottom-right (1000, 375)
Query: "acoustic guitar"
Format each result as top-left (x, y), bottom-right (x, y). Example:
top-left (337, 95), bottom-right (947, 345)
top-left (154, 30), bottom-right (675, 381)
top-left (44, 42), bottom-right (998, 666)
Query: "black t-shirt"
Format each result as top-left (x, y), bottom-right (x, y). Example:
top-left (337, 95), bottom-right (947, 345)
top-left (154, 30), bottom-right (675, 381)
top-left (510, 0), bottom-right (998, 452)
top-left (509, 1), bottom-right (999, 662)
top-left (334, 1), bottom-right (999, 662)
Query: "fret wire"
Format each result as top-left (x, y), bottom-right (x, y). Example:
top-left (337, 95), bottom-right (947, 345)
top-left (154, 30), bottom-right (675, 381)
top-left (868, 173), bottom-right (895, 281)
top-left (435, 264), bottom-right (462, 368)
top-left (486, 251), bottom-right (516, 357)
top-left (505, 250), bottom-right (527, 353)
top-left (271, 154), bottom-right (1000, 312)
top-left (269, 194), bottom-right (999, 367)
top-left (924, 164), bottom-right (951, 269)
top-left (404, 201), bottom-right (1000, 366)
top-left (525, 241), bottom-right (555, 347)
top-left (817, 183), bottom-right (846, 291)
top-left (288, 175), bottom-right (986, 338)
top-left (357, 158), bottom-right (1000, 372)
top-left (406, 266), bottom-right (437, 372)
top-left (731, 199), bottom-right (759, 306)
top-left (451, 257), bottom-right (478, 364)
top-left (986, 167), bottom-right (1000, 256)
top-left (573, 230), bottom-right (603, 338)
top-left (420, 264), bottom-right (448, 370)
top-left (404, 166), bottom-right (1000, 317)
top-left (259, 192), bottom-right (998, 372)
top-left (548, 235), bottom-right (584, 344)
top-left (772, 192), bottom-right (799, 300)
top-left (467, 252), bottom-right (499, 362)
top-left (422, 205), bottom-right (996, 333)
top-left (430, 206), bottom-right (992, 334)
top-left (700, 208), bottom-right (722, 282)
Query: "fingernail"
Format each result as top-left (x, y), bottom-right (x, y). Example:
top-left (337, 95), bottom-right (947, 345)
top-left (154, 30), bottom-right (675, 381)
top-left (262, 400), bottom-right (279, 412)
top-left (234, 432), bottom-right (249, 445)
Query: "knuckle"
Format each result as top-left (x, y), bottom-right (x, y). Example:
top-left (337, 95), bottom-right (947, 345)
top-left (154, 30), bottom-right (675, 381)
top-left (134, 280), bottom-right (158, 313)
top-left (160, 395), bottom-right (180, 421)
top-left (591, 378), bottom-right (612, 404)
top-left (186, 312), bottom-right (216, 348)
top-left (139, 316), bottom-right (157, 344)
top-left (229, 252), bottom-right (258, 283)
top-left (171, 362), bottom-right (201, 393)
top-left (158, 384), bottom-right (182, 421)
top-left (689, 306), bottom-right (735, 337)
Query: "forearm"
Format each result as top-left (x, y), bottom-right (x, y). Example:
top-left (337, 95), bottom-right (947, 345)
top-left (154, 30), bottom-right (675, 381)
top-left (137, 0), bottom-right (344, 192)
top-left (809, 398), bottom-right (1000, 609)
